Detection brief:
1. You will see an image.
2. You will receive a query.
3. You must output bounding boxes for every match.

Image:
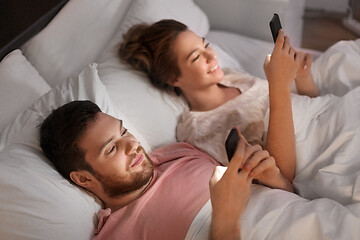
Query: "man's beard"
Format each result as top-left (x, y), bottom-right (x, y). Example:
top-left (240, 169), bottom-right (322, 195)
top-left (92, 148), bottom-right (154, 198)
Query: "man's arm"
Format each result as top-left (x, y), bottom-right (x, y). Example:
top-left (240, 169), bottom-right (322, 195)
top-left (209, 138), bottom-right (254, 240)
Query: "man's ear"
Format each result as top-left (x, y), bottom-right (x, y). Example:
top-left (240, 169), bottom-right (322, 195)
top-left (70, 170), bottom-right (95, 189)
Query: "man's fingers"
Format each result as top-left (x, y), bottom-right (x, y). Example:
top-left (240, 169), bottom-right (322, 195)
top-left (237, 163), bottom-right (253, 183)
top-left (227, 138), bottom-right (246, 174)
top-left (250, 157), bottom-right (278, 177)
top-left (243, 144), bottom-right (262, 165)
top-left (243, 149), bottom-right (270, 170)
top-left (209, 166), bottom-right (227, 187)
top-left (236, 128), bottom-right (249, 145)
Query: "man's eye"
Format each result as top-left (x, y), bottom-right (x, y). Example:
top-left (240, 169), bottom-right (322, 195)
top-left (192, 55), bottom-right (200, 62)
top-left (205, 42), bottom-right (210, 48)
top-left (107, 145), bottom-right (115, 154)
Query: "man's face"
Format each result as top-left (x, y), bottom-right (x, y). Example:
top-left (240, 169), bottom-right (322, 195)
top-left (77, 112), bottom-right (153, 197)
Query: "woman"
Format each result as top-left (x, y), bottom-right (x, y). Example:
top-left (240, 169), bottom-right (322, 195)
top-left (119, 19), bottom-right (319, 182)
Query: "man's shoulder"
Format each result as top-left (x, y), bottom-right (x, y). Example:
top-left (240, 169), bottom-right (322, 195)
top-left (149, 142), bottom-right (214, 165)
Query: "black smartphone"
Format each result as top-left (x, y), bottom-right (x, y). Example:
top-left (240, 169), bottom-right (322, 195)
top-left (225, 128), bottom-right (240, 161)
top-left (269, 13), bottom-right (282, 43)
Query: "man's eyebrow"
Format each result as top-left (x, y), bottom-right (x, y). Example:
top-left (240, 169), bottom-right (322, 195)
top-left (98, 120), bottom-right (123, 155)
top-left (186, 37), bottom-right (205, 60)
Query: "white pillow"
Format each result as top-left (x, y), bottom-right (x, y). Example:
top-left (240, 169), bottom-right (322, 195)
top-left (206, 30), bottom-right (274, 79)
top-left (97, 0), bottom-right (240, 151)
top-left (0, 63), bottom-right (149, 240)
top-left (0, 49), bottom-right (50, 134)
top-left (97, 0), bottom-right (211, 64)
top-left (21, 0), bottom-right (133, 88)
top-left (117, 0), bottom-right (210, 40)
top-left (98, 62), bottom-right (185, 151)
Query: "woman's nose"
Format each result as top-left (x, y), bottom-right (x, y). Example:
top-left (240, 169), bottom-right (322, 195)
top-left (205, 50), bottom-right (216, 62)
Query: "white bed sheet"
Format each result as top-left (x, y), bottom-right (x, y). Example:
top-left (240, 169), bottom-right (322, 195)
top-left (186, 38), bottom-right (360, 240)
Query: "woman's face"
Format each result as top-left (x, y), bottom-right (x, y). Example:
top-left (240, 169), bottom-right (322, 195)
top-left (171, 30), bottom-right (224, 92)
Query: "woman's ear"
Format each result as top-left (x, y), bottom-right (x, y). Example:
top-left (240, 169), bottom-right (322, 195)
top-left (167, 73), bottom-right (181, 88)
top-left (170, 79), bottom-right (181, 87)
top-left (70, 170), bottom-right (95, 189)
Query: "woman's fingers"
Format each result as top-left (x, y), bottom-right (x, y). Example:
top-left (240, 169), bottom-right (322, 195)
top-left (282, 34), bottom-right (291, 52)
top-left (304, 53), bottom-right (312, 69)
top-left (273, 29), bottom-right (285, 53)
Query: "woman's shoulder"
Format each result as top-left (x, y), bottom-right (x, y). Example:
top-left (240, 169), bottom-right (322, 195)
top-left (222, 68), bottom-right (256, 84)
top-left (222, 68), bottom-right (268, 91)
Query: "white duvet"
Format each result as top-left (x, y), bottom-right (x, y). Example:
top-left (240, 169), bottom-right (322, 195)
top-left (186, 39), bottom-right (360, 240)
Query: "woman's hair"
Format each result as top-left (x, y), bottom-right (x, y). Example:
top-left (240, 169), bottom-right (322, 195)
top-left (40, 100), bottom-right (101, 182)
top-left (119, 19), bottom-right (188, 95)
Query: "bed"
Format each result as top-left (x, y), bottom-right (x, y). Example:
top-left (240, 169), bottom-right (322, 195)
top-left (1, 0), bottom-right (360, 239)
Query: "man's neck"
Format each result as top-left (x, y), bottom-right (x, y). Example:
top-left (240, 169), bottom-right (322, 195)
top-left (103, 176), bottom-right (153, 212)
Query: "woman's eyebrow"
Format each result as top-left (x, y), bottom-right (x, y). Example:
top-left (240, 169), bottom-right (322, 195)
top-left (186, 38), bottom-right (205, 60)
top-left (186, 48), bottom-right (198, 60)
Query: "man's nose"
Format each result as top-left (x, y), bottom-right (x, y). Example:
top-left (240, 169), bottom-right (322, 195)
top-left (124, 140), bottom-right (138, 155)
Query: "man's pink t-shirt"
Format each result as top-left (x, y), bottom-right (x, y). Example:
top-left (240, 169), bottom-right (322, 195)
top-left (92, 142), bottom-right (220, 240)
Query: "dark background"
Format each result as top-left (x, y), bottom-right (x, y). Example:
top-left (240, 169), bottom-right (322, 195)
top-left (0, 0), bottom-right (68, 60)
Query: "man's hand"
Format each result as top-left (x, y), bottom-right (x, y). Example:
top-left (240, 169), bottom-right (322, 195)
top-left (209, 130), bottom-right (254, 240)
top-left (233, 129), bottom-right (293, 192)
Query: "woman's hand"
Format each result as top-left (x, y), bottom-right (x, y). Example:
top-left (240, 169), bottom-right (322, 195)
top-left (294, 51), bottom-right (320, 97)
top-left (263, 30), bottom-right (300, 91)
top-left (295, 51), bottom-right (312, 80)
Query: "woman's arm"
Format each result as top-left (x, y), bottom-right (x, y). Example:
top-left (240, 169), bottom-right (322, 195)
top-left (263, 30), bottom-right (299, 182)
top-left (294, 52), bottom-right (319, 97)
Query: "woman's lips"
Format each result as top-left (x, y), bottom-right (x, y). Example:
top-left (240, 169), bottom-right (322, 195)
top-left (208, 64), bottom-right (219, 73)
top-left (131, 154), bottom-right (144, 167)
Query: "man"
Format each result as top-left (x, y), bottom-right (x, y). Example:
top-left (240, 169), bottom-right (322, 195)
top-left (40, 100), bottom-right (292, 240)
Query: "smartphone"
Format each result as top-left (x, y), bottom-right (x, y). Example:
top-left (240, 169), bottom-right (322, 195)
top-left (225, 128), bottom-right (240, 161)
top-left (269, 13), bottom-right (282, 43)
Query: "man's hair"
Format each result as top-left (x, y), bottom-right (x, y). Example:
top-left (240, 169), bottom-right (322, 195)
top-left (40, 100), bottom-right (101, 182)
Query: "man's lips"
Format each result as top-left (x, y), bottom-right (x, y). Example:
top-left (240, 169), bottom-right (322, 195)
top-left (131, 153), bottom-right (144, 167)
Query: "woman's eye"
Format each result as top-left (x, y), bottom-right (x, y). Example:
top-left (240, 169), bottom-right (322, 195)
top-left (121, 128), bottom-right (127, 136)
top-left (205, 43), bottom-right (210, 48)
top-left (192, 55), bottom-right (200, 62)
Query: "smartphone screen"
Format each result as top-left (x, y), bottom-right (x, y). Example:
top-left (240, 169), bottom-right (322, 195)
top-left (270, 13), bottom-right (282, 43)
